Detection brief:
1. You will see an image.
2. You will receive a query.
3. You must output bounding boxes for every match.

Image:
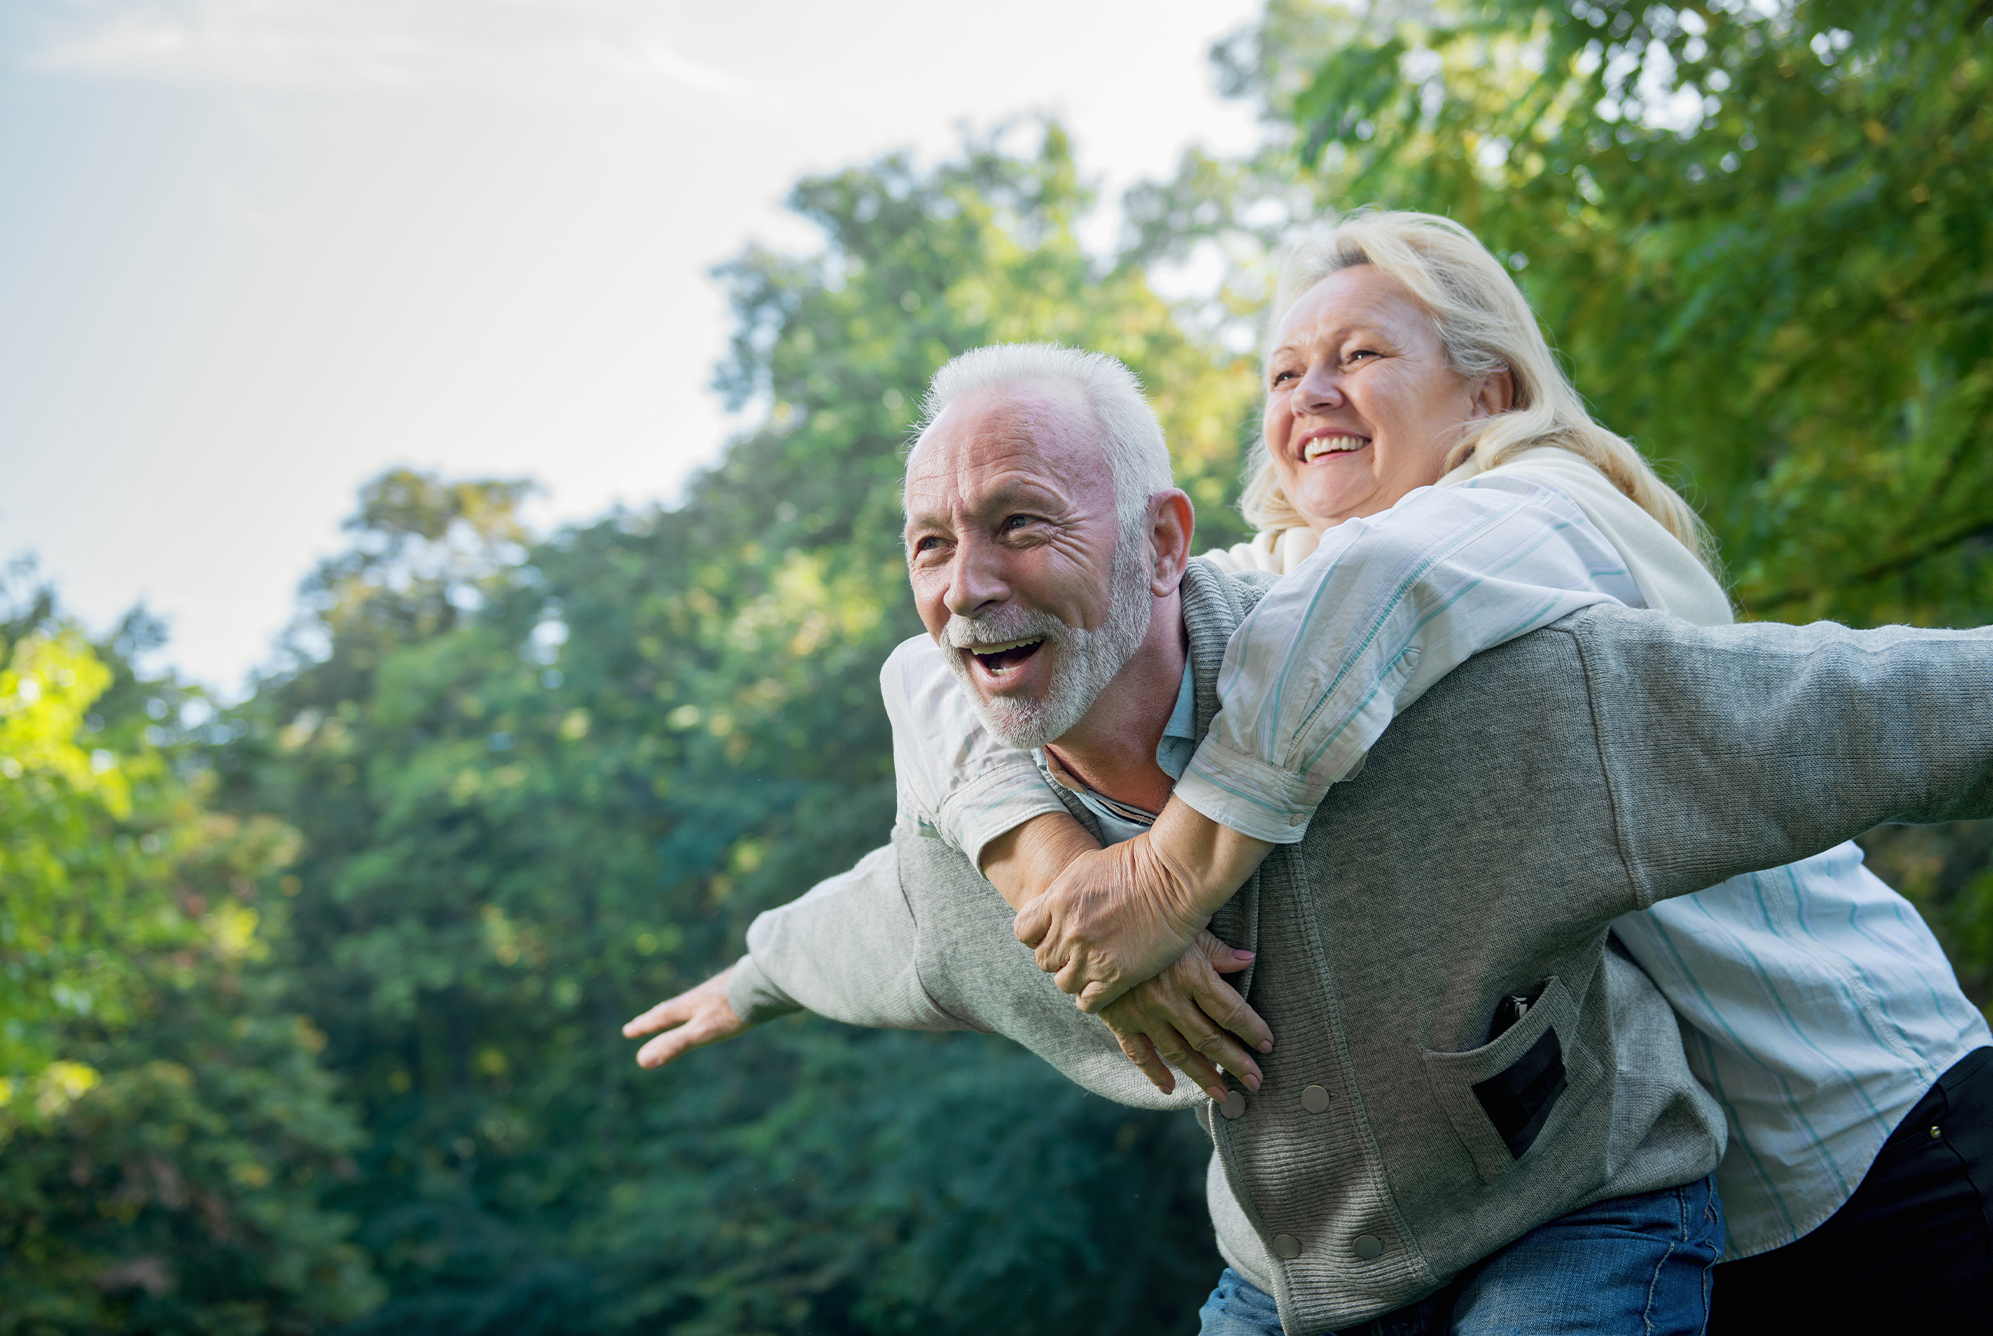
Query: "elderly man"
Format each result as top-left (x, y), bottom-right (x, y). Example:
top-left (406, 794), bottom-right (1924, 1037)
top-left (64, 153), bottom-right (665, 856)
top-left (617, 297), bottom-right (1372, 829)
top-left (627, 346), bottom-right (1993, 1335)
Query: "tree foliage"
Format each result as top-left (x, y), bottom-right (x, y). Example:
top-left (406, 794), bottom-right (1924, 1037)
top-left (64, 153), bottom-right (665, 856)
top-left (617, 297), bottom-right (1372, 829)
top-left (0, 583), bottom-right (376, 1334)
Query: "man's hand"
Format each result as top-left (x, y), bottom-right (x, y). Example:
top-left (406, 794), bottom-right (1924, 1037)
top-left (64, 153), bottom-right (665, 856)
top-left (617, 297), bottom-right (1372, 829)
top-left (623, 968), bottom-right (750, 1069)
top-left (1101, 929), bottom-right (1272, 1100)
top-left (1013, 798), bottom-right (1274, 1012)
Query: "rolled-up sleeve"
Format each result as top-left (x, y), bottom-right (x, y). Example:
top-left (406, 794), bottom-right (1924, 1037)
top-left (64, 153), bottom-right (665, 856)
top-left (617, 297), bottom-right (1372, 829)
top-left (1175, 478), bottom-right (1643, 843)
top-left (881, 634), bottom-right (1069, 866)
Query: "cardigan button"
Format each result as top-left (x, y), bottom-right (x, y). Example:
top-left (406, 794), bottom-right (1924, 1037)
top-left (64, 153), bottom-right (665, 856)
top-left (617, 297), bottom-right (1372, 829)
top-left (1219, 1089), bottom-right (1247, 1120)
top-left (1272, 1234), bottom-right (1302, 1259)
top-left (1353, 1234), bottom-right (1384, 1260)
top-left (1301, 1084), bottom-right (1331, 1113)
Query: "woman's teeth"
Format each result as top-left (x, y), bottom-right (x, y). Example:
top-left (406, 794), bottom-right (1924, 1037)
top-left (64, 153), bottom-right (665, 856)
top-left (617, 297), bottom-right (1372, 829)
top-left (1303, 434), bottom-right (1369, 461)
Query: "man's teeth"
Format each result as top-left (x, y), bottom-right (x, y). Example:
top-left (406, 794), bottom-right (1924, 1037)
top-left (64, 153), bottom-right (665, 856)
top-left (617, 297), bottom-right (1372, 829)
top-left (970, 638), bottom-right (1043, 655)
top-left (1303, 435), bottom-right (1368, 461)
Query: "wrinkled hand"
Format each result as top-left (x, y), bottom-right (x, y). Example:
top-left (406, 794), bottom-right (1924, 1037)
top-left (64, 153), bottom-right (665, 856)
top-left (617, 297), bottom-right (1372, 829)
top-left (1101, 929), bottom-right (1271, 1100)
top-left (1012, 832), bottom-right (1208, 1013)
top-left (623, 968), bottom-right (750, 1069)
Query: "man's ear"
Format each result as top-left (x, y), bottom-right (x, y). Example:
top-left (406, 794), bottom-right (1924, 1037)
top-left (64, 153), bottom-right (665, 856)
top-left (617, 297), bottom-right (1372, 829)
top-left (1146, 489), bottom-right (1195, 596)
top-left (1470, 367), bottom-right (1515, 419)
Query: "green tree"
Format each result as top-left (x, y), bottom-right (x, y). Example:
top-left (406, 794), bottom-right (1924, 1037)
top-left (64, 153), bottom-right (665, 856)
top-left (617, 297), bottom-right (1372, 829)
top-left (0, 583), bottom-right (377, 1333)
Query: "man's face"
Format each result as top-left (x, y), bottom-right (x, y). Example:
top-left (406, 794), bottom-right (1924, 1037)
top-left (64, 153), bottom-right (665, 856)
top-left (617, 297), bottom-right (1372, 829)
top-left (903, 387), bottom-right (1152, 748)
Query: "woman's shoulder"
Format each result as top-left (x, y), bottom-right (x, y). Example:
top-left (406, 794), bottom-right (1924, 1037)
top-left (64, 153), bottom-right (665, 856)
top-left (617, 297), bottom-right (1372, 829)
top-left (1464, 447), bottom-right (1734, 626)
top-left (1199, 527), bottom-right (1320, 576)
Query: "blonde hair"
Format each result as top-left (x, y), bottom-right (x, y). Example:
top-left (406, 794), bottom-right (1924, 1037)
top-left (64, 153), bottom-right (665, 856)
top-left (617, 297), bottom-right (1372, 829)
top-left (1241, 209), bottom-right (1715, 569)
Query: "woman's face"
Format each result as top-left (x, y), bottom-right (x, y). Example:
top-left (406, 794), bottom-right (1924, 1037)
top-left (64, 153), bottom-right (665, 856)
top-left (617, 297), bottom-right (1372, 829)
top-left (1263, 264), bottom-right (1509, 533)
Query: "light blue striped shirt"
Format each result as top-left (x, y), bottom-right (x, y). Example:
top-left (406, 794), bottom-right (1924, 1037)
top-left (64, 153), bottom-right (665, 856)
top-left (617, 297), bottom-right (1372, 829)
top-left (882, 455), bottom-right (1990, 1259)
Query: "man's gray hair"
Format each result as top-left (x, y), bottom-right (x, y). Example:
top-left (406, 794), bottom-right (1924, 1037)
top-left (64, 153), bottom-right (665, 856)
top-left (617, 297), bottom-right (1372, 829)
top-left (914, 343), bottom-right (1174, 532)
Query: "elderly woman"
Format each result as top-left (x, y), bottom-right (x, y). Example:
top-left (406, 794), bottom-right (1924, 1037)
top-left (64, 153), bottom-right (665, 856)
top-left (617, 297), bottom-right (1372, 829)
top-left (888, 212), bottom-right (1993, 1332)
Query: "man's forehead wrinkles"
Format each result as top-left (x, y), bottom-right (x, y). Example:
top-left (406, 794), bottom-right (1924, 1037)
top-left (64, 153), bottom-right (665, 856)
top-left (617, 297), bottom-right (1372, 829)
top-left (906, 468), bottom-right (1073, 524)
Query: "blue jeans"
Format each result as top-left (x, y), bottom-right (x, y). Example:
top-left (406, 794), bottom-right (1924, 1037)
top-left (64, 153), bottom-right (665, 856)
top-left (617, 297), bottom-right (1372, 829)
top-left (1199, 1175), bottom-right (1723, 1335)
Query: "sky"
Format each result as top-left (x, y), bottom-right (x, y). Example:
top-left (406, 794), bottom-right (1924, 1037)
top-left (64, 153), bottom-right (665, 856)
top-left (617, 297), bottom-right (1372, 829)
top-left (0, 0), bottom-right (1266, 695)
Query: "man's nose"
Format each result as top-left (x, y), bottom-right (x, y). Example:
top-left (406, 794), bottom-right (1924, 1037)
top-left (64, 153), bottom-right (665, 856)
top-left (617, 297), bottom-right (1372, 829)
top-left (943, 533), bottom-right (1010, 618)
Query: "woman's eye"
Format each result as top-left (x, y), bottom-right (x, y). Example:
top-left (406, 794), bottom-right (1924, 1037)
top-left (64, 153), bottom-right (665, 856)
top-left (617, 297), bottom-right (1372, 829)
top-left (1270, 369), bottom-right (1298, 386)
top-left (1346, 349), bottom-right (1377, 365)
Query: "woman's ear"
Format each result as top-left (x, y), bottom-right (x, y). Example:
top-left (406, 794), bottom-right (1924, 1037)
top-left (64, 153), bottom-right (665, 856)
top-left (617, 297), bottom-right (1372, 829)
top-left (1147, 490), bottom-right (1195, 595)
top-left (1470, 367), bottom-right (1516, 418)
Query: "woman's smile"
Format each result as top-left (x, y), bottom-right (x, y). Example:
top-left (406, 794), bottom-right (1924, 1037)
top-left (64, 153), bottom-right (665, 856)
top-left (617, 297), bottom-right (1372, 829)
top-left (1299, 431), bottom-right (1371, 463)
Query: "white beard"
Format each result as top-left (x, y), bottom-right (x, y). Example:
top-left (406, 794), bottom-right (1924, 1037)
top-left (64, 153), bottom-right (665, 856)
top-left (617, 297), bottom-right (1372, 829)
top-left (940, 538), bottom-right (1153, 750)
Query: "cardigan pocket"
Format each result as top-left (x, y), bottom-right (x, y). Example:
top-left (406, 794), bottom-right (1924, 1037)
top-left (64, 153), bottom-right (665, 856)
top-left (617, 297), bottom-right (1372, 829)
top-left (1420, 976), bottom-right (1605, 1185)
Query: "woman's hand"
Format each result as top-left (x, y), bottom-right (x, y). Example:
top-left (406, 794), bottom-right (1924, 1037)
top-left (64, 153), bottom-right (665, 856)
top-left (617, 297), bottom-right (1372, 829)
top-left (1013, 799), bottom-right (1274, 1012)
top-left (1012, 830), bottom-right (1209, 1011)
top-left (1100, 930), bottom-right (1271, 1099)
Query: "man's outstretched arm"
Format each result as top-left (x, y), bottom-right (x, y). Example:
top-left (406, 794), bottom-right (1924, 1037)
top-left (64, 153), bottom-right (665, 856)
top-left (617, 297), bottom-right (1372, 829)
top-left (622, 840), bottom-right (955, 1073)
top-left (1579, 611), bottom-right (1993, 903)
top-left (622, 830), bottom-right (1274, 1100)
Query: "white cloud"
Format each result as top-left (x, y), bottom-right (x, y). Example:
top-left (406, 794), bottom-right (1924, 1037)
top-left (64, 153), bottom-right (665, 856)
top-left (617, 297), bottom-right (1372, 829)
top-left (27, 0), bottom-right (758, 100)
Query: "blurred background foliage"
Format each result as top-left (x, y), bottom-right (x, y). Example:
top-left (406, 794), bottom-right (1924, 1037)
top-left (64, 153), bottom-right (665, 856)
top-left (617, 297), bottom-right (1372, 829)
top-left (3, 0), bottom-right (1989, 1330)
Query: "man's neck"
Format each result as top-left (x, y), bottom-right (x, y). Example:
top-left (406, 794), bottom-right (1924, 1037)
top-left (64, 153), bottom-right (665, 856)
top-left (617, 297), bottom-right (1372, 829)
top-left (1042, 598), bottom-right (1187, 815)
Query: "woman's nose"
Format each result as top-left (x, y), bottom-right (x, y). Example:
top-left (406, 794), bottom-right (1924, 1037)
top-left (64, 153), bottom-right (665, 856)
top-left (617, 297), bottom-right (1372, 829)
top-left (1295, 365), bottom-right (1345, 412)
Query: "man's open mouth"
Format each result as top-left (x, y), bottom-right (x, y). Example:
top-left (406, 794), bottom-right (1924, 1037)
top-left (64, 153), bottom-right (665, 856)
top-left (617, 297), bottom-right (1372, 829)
top-left (966, 638), bottom-right (1045, 676)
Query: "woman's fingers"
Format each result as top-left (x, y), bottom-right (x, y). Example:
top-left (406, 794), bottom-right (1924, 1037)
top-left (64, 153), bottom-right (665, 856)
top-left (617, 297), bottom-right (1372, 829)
top-left (1165, 1002), bottom-right (1261, 1091)
top-left (1207, 945), bottom-right (1257, 975)
top-left (1016, 841), bottom-right (1207, 1008)
top-left (1110, 1025), bottom-right (1177, 1094)
top-left (1183, 932), bottom-right (1274, 1055)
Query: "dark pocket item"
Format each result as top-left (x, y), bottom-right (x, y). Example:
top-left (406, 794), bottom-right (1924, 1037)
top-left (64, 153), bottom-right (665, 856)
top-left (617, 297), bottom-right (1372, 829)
top-left (1471, 1027), bottom-right (1569, 1160)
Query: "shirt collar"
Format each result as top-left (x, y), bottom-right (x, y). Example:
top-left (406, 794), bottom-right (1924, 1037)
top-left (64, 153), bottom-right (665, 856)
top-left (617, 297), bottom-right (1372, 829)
top-left (1155, 649), bottom-right (1198, 782)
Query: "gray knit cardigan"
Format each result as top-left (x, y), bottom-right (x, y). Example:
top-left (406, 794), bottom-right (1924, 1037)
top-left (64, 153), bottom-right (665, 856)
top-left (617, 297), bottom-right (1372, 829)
top-left (727, 560), bottom-right (1993, 1334)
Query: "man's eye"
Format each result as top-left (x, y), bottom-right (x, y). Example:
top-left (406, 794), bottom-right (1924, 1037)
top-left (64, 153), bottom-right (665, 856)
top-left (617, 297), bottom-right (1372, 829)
top-left (912, 535), bottom-right (943, 555)
top-left (1002, 514), bottom-right (1033, 532)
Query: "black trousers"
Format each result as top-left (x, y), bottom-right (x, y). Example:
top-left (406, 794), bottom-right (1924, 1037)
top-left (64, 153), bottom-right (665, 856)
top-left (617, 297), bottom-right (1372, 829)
top-left (1709, 1046), bottom-right (1993, 1332)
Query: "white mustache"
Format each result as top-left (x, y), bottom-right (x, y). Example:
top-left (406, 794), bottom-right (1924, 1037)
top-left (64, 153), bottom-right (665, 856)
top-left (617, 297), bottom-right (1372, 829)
top-left (941, 608), bottom-right (1067, 651)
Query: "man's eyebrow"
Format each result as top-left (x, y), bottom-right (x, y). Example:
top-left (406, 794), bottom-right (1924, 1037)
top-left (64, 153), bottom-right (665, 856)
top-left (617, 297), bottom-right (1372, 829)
top-left (974, 479), bottom-right (1064, 514)
top-left (906, 476), bottom-right (1067, 530)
